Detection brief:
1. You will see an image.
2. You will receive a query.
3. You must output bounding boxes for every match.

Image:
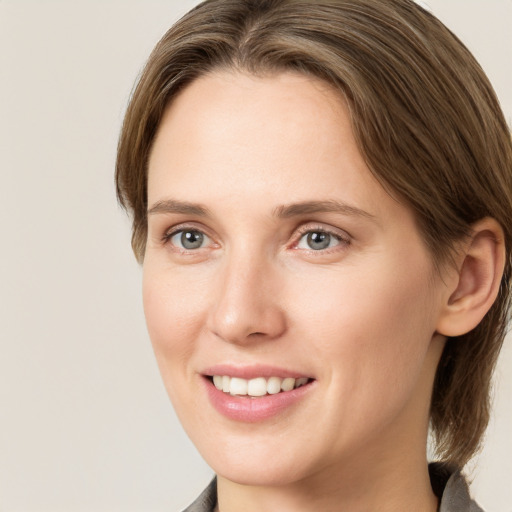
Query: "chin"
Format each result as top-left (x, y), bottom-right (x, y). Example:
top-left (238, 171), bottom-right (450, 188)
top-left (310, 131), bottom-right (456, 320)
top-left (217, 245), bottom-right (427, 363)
top-left (213, 456), bottom-right (310, 487)
top-left (191, 429), bottom-right (322, 487)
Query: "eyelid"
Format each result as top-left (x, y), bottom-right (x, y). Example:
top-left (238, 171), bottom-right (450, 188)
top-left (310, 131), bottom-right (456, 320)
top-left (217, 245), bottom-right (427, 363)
top-left (294, 222), bottom-right (351, 239)
top-left (290, 223), bottom-right (351, 251)
top-left (158, 221), bottom-right (351, 254)
top-left (161, 223), bottom-right (217, 250)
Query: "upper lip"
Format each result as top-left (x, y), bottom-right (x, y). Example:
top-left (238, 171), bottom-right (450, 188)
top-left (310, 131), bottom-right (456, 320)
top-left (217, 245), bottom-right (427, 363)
top-left (201, 364), bottom-right (313, 380)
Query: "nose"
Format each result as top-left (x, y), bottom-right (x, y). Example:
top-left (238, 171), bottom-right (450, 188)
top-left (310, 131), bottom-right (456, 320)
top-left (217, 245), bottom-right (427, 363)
top-left (207, 252), bottom-right (287, 345)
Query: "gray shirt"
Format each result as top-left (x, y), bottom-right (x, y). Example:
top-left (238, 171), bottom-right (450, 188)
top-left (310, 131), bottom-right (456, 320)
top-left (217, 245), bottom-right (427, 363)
top-left (183, 464), bottom-right (484, 512)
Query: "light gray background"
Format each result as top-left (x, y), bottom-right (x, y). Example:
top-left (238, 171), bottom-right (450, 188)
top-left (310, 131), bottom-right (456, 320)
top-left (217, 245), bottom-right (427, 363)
top-left (0, 1), bottom-right (510, 511)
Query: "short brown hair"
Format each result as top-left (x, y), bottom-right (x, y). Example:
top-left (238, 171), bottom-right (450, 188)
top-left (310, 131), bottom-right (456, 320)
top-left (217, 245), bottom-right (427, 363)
top-left (116, 0), bottom-right (512, 467)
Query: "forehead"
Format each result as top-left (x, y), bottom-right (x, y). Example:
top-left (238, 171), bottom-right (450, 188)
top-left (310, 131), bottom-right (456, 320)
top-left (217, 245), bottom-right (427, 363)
top-left (149, 71), bottom-right (350, 174)
top-left (149, 72), bottom-right (377, 200)
top-left (146, 70), bottom-right (418, 238)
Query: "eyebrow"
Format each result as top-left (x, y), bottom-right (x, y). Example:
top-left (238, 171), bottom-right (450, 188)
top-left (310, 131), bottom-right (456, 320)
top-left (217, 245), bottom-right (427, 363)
top-left (273, 200), bottom-right (376, 221)
top-left (147, 198), bottom-right (376, 222)
top-left (147, 199), bottom-right (211, 217)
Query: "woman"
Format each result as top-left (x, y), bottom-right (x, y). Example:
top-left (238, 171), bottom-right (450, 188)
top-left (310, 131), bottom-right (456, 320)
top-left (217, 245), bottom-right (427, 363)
top-left (116, 0), bottom-right (512, 510)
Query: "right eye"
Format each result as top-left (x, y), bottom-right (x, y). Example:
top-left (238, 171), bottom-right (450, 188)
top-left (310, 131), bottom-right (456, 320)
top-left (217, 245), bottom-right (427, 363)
top-left (167, 229), bottom-right (211, 250)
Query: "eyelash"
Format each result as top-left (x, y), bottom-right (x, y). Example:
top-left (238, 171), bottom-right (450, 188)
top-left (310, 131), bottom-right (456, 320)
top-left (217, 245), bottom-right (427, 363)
top-left (292, 224), bottom-right (351, 253)
top-left (161, 225), bottom-right (213, 252)
top-left (161, 223), bottom-right (351, 254)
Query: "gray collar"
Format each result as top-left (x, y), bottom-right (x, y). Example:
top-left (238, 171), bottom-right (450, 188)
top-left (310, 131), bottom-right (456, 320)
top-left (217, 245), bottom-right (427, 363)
top-left (433, 465), bottom-right (484, 512)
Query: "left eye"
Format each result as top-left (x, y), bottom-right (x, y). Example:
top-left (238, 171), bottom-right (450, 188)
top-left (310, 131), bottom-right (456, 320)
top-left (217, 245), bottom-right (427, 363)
top-left (296, 230), bottom-right (341, 251)
top-left (169, 229), bottom-right (210, 250)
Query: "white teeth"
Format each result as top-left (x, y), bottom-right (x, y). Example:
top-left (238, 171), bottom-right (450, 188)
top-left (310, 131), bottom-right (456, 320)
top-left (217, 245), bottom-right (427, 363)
top-left (211, 375), bottom-right (310, 397)
top-left (267, 376), bottom-right (282, 395)
top-left (213, 375), bottom-right (223, 390)
top-left (296, 377), bottom-right (309, 387)
top-left (281, 377), bottom-right (295, 392)
top-left (229, 377), bottom-right (248, 396)
top-left (247, 377), bottom-right (267, 397)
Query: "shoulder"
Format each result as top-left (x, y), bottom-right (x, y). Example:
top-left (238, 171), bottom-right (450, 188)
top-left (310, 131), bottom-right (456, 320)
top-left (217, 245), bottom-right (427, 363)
top-left (430, 463), bottom-right (484, 512)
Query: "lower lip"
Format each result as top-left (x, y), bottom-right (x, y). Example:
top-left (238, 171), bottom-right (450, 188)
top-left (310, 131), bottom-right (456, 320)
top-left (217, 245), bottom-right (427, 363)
top-left (203, 377), bottom-right (315, 422)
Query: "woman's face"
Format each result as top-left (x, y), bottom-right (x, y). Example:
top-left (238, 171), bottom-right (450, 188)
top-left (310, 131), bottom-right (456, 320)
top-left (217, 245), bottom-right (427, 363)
top-left (144, 71), bottom-right (448, 486)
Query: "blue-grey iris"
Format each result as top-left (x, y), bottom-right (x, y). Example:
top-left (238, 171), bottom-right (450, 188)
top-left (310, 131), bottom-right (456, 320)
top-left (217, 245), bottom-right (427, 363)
top-left (307, 232), bottom-right (331, 250)
top-left (181, 230), bottom-right (204, 249)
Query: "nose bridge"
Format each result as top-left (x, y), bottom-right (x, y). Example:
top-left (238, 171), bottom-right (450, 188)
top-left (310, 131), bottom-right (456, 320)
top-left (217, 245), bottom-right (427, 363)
top-left (208, 245), bottom-right (286, 344)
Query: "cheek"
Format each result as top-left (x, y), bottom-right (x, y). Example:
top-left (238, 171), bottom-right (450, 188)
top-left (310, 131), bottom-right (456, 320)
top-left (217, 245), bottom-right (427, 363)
top-left (289, 254), bottom-right (437, 397)
top-left (142, 265), bottom-right (208, 365)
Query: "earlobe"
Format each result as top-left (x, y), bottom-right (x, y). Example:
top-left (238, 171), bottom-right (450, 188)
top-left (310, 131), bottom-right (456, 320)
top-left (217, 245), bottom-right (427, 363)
top-left (436, 218), bottom-right (505, 337)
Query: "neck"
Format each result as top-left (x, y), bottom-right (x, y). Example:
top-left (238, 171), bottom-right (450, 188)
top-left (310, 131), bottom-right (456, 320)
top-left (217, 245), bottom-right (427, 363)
top-left (216, 452), bottom-right (438, 512)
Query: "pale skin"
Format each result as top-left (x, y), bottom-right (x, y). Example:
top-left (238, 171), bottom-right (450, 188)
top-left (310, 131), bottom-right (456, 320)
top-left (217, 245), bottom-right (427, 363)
top-left (143, 71), bottom-right (505, 512)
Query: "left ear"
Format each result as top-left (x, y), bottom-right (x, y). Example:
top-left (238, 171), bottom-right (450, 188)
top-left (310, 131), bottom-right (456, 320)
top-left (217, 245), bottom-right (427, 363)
top-left (436, 217), bottom-right (506, 337)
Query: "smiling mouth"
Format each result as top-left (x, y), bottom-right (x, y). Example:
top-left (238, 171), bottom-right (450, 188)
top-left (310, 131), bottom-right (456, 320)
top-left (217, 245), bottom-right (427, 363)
top-left (208, 375), bottom-right (313, 397)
